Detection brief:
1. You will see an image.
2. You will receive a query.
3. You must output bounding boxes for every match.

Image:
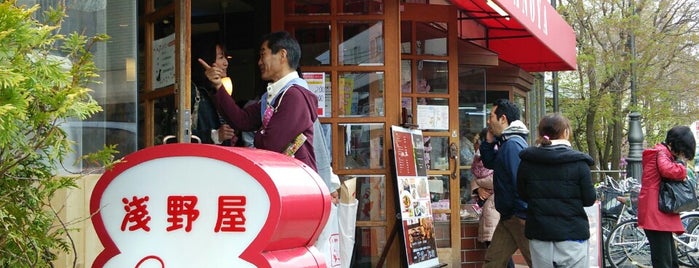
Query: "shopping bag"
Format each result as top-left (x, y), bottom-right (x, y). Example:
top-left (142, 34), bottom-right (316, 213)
top-left (338, 178), bottom-right (358, 268)
top-left (338, 199), bottom-right (358, 268)
top-left (315, 204), bottom-right (340, 267)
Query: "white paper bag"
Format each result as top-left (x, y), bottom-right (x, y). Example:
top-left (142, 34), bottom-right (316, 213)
top-left (315, 204), bottom-right (341, 267)
top-left (338, 199), bottom-right (358, 268)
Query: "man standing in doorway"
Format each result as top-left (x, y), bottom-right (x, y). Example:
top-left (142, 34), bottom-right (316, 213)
top-left (199, 31), bottom-right (318, 171)
top-left (480, 99), bottom-right (532, 267)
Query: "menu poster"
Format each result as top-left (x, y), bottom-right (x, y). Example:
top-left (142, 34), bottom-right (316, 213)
top-left (392, 129), bottom-right (417, 177)
top-left (391, 126), bottom-right (440, 268)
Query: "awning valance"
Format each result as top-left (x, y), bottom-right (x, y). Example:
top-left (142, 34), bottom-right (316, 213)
top-left (452, 0), bottom-right (577, 72)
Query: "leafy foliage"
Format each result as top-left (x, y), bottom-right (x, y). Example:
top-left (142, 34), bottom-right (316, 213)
top-left (0, 1), bottom-right (113, 267)
top-left (557, 0), bottom-right (699, 170)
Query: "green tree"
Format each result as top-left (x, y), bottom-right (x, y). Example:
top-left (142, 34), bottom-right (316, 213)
top-left (557, 0), bottom-right (699, 173)
top-left (0, 1), bottom-right (114, 267)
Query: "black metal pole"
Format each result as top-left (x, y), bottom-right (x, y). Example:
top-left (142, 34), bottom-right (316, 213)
top-left (626, 0), bottom-right (643, 181)
top-left (551, 0), bottom-right (559, 112)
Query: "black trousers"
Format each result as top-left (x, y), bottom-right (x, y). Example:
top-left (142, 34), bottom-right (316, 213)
top-left (644, 229), bottom-right (679, 268)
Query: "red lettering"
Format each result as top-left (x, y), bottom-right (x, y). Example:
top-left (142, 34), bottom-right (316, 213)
top-left (166, 195), bottom-right (200, 232)
top-left (121, 196), bottom-right (152, 232)
top-left (214, 196), bottom-right (246, 232)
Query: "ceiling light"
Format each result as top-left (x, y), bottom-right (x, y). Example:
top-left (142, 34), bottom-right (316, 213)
top-left (486, 0), bottom-right (510, 20)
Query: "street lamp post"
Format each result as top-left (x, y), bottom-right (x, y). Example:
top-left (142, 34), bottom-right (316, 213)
top-left (626, 0), bottom-right (643, 180)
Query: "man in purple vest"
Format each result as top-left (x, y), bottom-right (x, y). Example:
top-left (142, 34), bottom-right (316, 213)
top-left (199, 31), bottom-right (318, 171)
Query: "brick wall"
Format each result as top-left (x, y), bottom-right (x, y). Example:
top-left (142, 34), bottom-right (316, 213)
top-left (460, 221), bottom-right (527, 268)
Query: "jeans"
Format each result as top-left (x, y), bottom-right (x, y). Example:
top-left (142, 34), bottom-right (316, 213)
top-left (483, 216), bottom-right (532, 268)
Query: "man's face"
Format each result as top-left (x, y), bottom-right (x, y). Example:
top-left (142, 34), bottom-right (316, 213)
top-left (258, 41), bottom-right (285, 82)
top-left (488, 105), bottom-right (507, 137)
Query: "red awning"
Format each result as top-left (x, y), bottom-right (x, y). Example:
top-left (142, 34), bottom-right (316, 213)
top-left (452, 0), bottom-right (577, 72)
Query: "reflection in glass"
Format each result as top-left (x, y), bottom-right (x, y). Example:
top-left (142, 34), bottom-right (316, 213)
top-left (401, 21), bottom-right (412, 54)
top-left (339, 21), bottom-right (384, 65)
top-left (416, 22), bottom-right (447, 56)
top-left (292, 22), bottom-right (332, 66)
top-left (353, 227), bottom-right (387, 267)
top-left (340, 123), bottom-right (384, 169)
top-left (339, 72), bottom-right (385, 117)
top-left (429, 175), bottom-right (451, 247)
top-left (515, 94), bottom-right (527, 125)
top-left (285, 0), bottom-right (330, 15)
top-left (340, 0), bottom-right (383, 14)
top-left (416, 60), bottom-right (448, 93)
top-left (32, 0), bottom-right (139, 170)
top-left (353, 175), bottom-right (386, 221)
top-left (424, 136), bottom-right (448, 171)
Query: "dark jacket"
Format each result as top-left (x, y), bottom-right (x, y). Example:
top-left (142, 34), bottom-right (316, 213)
top-left (191, 83), bottom-right (226, 145)
top-left (479, 120), bottom-right (529, 220)
top-left (517, 143), bottom-right (596, 241)
top-left (214, 83), bottom-right (318, 171)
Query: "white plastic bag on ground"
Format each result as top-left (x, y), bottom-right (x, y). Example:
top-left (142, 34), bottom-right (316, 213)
top-left (338, 199), bottom-right (358, 268)
top-left (315, 204), bottom-right (341, 267)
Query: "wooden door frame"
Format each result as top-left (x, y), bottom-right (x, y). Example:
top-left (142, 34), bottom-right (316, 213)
top-left (401, 3), bottom-right (461, 267)
top-left (140, 0), bottom-right (191, 147)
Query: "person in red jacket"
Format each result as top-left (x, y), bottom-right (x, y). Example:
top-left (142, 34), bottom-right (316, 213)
top-left (637, 125), bottom-right (696, 268)
top-left (199, 31), bottom-right (318, 171)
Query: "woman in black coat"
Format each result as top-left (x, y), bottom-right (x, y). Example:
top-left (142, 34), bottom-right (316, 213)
top-left (517, 113), bottom-right (597, 268)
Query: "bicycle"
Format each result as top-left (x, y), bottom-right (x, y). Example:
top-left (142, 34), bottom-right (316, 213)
top-left (605, 211), bottom-right (699, 267)
top-left (596, 176), bottom-right (641, 241)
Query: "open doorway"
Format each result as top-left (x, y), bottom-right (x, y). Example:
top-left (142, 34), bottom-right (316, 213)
top-left (137, 0), bottom-right (270, 147)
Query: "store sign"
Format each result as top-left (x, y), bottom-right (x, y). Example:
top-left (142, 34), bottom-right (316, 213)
top-left (391, 126), bottom-right (440, 268)
top-left (90, 144), bottom-right (331, 268)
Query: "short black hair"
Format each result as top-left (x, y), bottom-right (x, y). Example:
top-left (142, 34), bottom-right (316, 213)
top-left (493, 99), bottom-right (520, 124)
top-left (665, 125), bottom-right (696, 160)
top-left (191, 33), bottom-right (226, 87)
top-left (260, 31), bottom-right (301, 70)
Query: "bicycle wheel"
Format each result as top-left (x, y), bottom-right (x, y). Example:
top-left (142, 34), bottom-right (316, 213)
top-left (605, 219), bottom-right (651, 268)
top-left (677, 213), bottom-right (699, 267)
top-left (602, 215), bottom-right (619, 242)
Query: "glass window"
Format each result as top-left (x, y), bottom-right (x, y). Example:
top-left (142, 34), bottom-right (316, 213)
top-left (425, 136), bottom-right (449, 171)
top-left (285, 0), bottom-right (330, 15)
top-left (301, 72), bottom-right (331, 117)
top-left (353, 175), bottom-right (386, 221)
top-left (401, 21), bottom-right (412, 54)
top-left (416, 22), bottom-right (447, 56)
top-left (290, 22), bottom-right (332, 66)
top-left (354, 226), bottom-right (387, 267)
top-left (340, 123), bottom-right (384, 169)
top-left (29, 0), bottom-right (139, 170)
top-left (339, 21), bottom-right (384, 66)
top-left (514, 93), bottom-right (527, 126)
top-left (416, 60), bottom-right (448, 94)
top-left (339, 72), bottom-right (385, 117)
top-left (428, 175), bottom-right (451, 247)
top-left (339, 0), bottom-right (383, 14)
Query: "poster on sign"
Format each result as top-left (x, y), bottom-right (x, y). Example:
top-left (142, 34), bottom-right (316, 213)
top-left (89, 144), bottom-right (331, 268)
top-left (391, 126), bottom-right (440, 268)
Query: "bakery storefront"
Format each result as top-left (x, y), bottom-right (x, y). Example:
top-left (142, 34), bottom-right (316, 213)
top-left (45, 0), bottom-right (575, 267)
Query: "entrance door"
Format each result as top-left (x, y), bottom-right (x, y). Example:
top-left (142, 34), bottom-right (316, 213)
top-left (400, 3), bottom-right (461, 266)
top-left (140, 0), bottom-right (191, 146)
